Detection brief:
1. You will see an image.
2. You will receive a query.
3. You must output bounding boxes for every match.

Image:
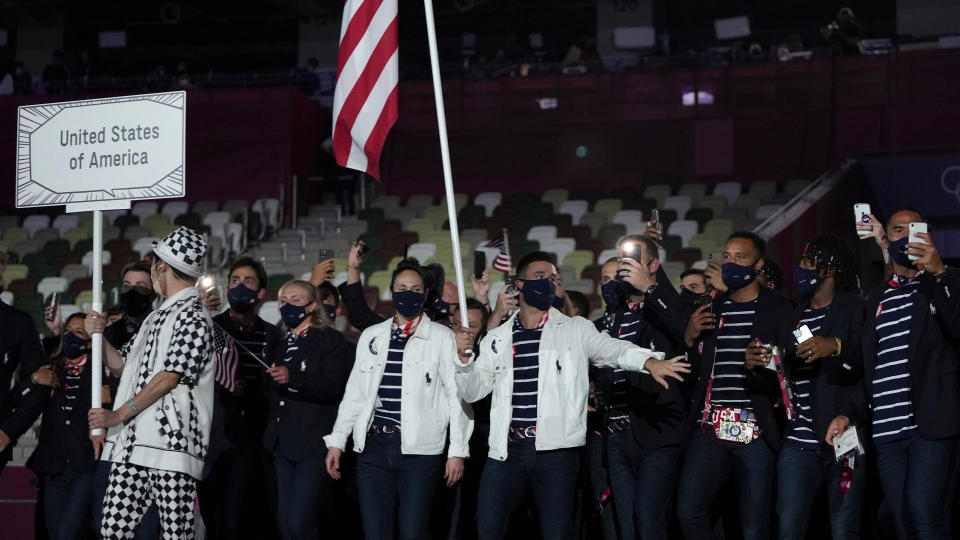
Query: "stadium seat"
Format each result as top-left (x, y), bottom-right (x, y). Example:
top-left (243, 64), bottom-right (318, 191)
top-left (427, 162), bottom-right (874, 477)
top-left (734, 195), bottom-right (762, 218)
top-left (663, 196), bottom-right (692, 220)
top-left (612, 210), bottom-right (644, 230)
top-left (593, 199), bottom-right (622, 218)
top-left (51, 214), bottom-right (78, 236)
top-left (366, 270), bottom-right (393, 300)
top-left (192, 200), bottom-right (220, 216)
top-left (748, 181), bottom-right (777, 199)
top-left (670, 248), bottom-right (703, 268)
top-left (784, 179), bottom-right (811, 196)
top-left (22, 215), bottom-right (51, 236)
top-left (597, 224), bottom-right (627, 246)
top-left (541, 238), bottom-right (576, 264)
top-left (579, 213), bottom-right (607, 237)
top-left (14, 240), bottom-right (42, 257)
top-left (2, 289), bottom-right (15, 305)
top-left (713, 181), bottom-right (742, 207)
top-left (259, 301), bottom-right (281, 326)
top-left (661, 261), bottom-right (686, 281)
top-left (558, 200), bottom-right (589, 226)
top-left (407, 242), bottom-right (437, 262)
top-left (703, 219), bottom-right (734, 240)
top-left (474, 192), bottom-right (502, 217)
top-left (756, 205), bottom-right (782, 220)
top-left (0, 215), bottom-right (20, 233)
top-left (32, 228), bottom-right (59, 247)
top-left (526, 226), bottom-right (557, 244)
top-left (596, 248), bottom-right (618, 265)
top-left (688, 234), bottom-right (722, 257)
top-left (131, 202), bottom-right (159, 222)
top-left (162, 201), bottom-right (190, 222)
top-left (564, 279), bottom-right (595, 296)
top-left (678, 183), bottom-right (707, 199)
top-left (562, 250), bottom-right (594, 279)
top-left (133, 237), bottom-right (160, 257)
top-left (422, 206), bottom-right (450, 229)
top-left (642, 185), bottom-right (672, 206)
top-left (685, 207), bottom-right (713, 230)
top-left (460, 229), bottom-right (489, 250)
top-left (81, 250), bottom-right (112, 269)
top-left (458, 205), bottom-right (486, 229)
top-left (36, 276), bottom-right (68, 299)
top-left (3, 227), bottom-right (29, 245)
top-left (541, 189), bottom-right (569, 211)
top-left (3, 263), bottom-right (29, 283)
top-left (667, 220), bottom-right (699, 247)
top-left (693, 195), bottom-right (727, 220)
top-left (74, 290), bottom-right (105, 306)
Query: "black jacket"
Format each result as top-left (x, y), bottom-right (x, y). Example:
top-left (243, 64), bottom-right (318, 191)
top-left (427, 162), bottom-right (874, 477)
top-left (593, 278), bottom-right (688, 450)
top-left (0, 301), bottom-right (49, 468)
top-left (777, 291), bottom-right (864, 447)
top-left (684, 286), bottom-right (796, 452)
top-left (338, 281), bottom-right (386, 332)
top-left (263, 326), bottom-right (353, 461)
top-left (27, 358), bottom-right (97, 475)
top-left (841, 268), bottom-right (960, 440)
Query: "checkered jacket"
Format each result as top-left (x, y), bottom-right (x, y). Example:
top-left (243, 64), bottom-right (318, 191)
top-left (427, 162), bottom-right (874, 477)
top-left (101, 286), bottom-right (216, 479)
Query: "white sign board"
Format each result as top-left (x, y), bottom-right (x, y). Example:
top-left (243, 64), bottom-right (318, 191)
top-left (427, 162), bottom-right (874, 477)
top-left (16, 91), bottom-right (186, 208)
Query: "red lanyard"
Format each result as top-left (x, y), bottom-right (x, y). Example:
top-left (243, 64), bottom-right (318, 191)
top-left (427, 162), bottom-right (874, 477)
top-left (769, 344), bottom-right (796, 421)
top-left (395, 313), bottom-right (423, 336)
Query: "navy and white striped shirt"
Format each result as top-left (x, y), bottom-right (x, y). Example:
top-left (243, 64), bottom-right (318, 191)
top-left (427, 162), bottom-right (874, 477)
top-left (785, 306), bottom-right (828, 449)
top-left (374, 326), bottom-right (413, 427)
top-left (872, 275), bottom-right (920, 443)
top-left (603, 301), bottom-right (645, 419)
top-left (511, 315), bottom-right (547, 430)
top-left (705, 299), bottom-right (757, 417)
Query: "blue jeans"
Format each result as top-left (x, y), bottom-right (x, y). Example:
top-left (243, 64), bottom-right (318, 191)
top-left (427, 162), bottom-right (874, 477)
top-left (44, 467), bottom-right (95, 540)
top-left (476, 438), bottom-right (580, 540)
top-left (92, 460), bottom-right (160, 540)
top-left (677, 430), bottom-right (777, 540)
top-left (875, 433), bottom-right (958, 540)
top-left (354, 431), bottom-right (445, 540)
top-left (776, 443), bottom-right (866, 540)
top-left (587, 433), bottom-right (617, 540)
top-left (606, 430), bottom-right (680, 540)
top-left (274, 454), bottom-right (328, 540)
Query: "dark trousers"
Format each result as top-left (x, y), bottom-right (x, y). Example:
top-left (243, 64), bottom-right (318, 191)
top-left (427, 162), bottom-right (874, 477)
top-left (677, 430), bottom-right (776, 540)
top-left (199, 444), bottom-right (278, 540)
top-left (476, 438), bottom-right (580, 540)
top-left (92, 459), bottom-right (160, 540)
top-left (43, 467), bottom-right (95, 540)
top-left (606, 431), bottom-right (681, 540)
top-left (875, 433), bottom-right (958, 540)
top-left (355, 431), bottom-right (445, 540)
top-left (274, 453), bottom-right (328, 540)
top-left (587, 433), bottom-right (617, 539)
top-left (776, 443), bottom-right (866, 540)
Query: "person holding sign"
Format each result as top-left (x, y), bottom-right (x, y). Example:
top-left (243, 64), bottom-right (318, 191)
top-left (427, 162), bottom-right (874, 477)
top-left (85, 227), bottom-right (216, 540)
top-left (774, 235), bottom-right (866, 540)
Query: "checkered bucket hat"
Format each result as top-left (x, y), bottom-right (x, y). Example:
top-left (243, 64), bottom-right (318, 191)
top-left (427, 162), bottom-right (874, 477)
top-left (152, 226), bottom-right (207, 278)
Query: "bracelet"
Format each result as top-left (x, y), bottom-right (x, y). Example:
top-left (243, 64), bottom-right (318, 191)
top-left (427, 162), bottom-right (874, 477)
top-left (127, 398), bottom-right (139, 415)
top-left (933, 267), bottom-right (948, 280)
top-left (833, 338), bottom-right (842, 357)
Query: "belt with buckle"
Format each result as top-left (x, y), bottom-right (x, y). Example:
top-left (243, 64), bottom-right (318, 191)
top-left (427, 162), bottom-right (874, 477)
top-left (606, 416), bottom-right (631, 433)
top-left (508, 425), bottom-right (537, 442)
top-left (368, 424), bottom-right (401, 435)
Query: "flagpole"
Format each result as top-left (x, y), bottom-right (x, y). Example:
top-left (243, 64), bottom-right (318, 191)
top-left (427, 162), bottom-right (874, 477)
top-left (423, 0), bottom-right (471, 340)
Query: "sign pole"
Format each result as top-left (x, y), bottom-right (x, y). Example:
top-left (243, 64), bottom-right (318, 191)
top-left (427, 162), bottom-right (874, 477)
top-left (90, 210), bottom-right (104, 437)
top-left (423, 0), bottom-right (470, 339)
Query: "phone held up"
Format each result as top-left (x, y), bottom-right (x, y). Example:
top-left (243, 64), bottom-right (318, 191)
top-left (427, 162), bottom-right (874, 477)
top-left (853, 203), bottom-right (871, 236)
top-left (473, 251), bottom-right (486, 279)
top-left (907, 222), bottom-right (928, 261)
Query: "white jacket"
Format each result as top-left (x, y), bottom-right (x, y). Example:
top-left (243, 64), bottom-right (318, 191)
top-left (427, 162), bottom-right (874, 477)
top-left (455, 308), bottom-right (664, 461)
top-left (324, 317), bottom-right (473, 458)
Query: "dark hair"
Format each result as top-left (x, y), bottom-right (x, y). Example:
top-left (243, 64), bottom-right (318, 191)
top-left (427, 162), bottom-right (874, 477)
top-left (800, 234), bottom-right (861, 293)
top-left (52, 312), bottom-right (89, 360)
top-left (566, 290), bottom-right (590, 317)
top-left (465, 297), bottom-right (489, 330)
top-left (728, 231), bottom-right (767, 259)
top-left (760, 260), bottom-right (784, 292)
top-left (229, 256), bottom-right (269, 291)
top-left (120, 260), bottom-right (152, 280)
top-left (618, 234), bottom-right (660, 263)
top-left (516, 251), bottom-right (557, 279)
top-left (391, 258), bottom-right (426, 291)
top-left (886, 206), bottom-right (924, 228)
top-left (317, 280), bottom-right (340, 307)
top-left (105, 305), bottom-right (124, 317)
top-left (680, 268), bottom-right (706, 280)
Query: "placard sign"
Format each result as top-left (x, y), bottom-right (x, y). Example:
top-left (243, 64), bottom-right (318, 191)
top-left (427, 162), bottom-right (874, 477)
top-left (16, 91), bottom-right (186, 208)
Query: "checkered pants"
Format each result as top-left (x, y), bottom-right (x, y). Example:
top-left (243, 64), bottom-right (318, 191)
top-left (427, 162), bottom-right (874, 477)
top-left (101, 462), bottom-right (197, 540)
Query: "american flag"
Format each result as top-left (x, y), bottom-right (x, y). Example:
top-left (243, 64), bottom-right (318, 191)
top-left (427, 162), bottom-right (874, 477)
top-left (332, 0), bottom-right (399, 180)
top-left (213, 326), bottom-right (239, 393)
top-left (485, 235), bottom-right (513, 273)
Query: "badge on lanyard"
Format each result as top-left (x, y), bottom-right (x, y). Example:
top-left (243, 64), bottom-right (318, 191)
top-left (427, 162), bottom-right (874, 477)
top-left (368, 338), bottom-right (378, 355)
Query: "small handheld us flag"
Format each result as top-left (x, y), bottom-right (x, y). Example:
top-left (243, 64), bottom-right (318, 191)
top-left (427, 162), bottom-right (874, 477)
top-left (484, 230), bottom-right (512, 273)
top-left (213, 326), bottom-right (239, 393)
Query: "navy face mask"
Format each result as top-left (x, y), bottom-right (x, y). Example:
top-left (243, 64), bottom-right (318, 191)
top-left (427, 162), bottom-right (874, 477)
top-left (227, 284), bottom-right (259, 313)
top-left (679, 287), bottom-right (699, 304)
top-left (433, 298), bottom-right (452, 318)
top-left (793, 267), bottom-right (821, 297)
top-left (392, 290), bottom-right (425, 319)
top-left (62, 332), bottom-right (89, 360)
top-left (552, 295), bottom-right (566, 310)
top-left (887, 237), bottom-right (913, 267)
top-left (520, 278), bottom-right (556, 311)
top-left (601, 280), bottom-right (628, 310)
top-left (322, 303), bottom-right (337, 322)
top-left (119, 288), bottom-right (153, 317)
top-left (279, 303), bottom-right (308, 329)
top-left (722, 262), bottom-right (757, 291)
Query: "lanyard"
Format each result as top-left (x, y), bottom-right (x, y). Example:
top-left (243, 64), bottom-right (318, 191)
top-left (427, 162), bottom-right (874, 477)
top-left (394, 313), bottom-right (423, 337)
top-left (769, 344), bottom-right (796, 421)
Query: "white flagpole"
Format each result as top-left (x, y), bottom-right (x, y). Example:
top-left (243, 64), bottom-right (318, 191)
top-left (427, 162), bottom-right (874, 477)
top-left (423, 0), bottom-right (470, 337)
top-left (90, 210), bottom-right (104, 436)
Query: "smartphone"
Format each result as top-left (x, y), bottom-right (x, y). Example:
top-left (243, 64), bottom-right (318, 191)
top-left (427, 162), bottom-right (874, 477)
top-left (473, 251), bottom-right (486, 279)
top-left (504, 275), bottom-right (517, 294)
top-left (793, 324), bottom-right (814, 344)
top-left (698, 293), bottom-right (713, 310)
top-left (709, 252), bottom-right (725, 265)
top-left (854, 203), bottom-right (872, 237)
top-left (908, 222), bottom-right (928, 261)
top-left (356, 240), bottom-right (368, 258)
top-left (45, 292), bottom-right (60, 321)
top-left (621, 241), bottom-right (642, 262)
top-left (651, 209), bottom-right (662, 233)
top-left (318, 249), bottom-right (333, 263)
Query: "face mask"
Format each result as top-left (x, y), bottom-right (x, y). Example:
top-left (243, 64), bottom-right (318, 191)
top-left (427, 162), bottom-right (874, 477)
top-left (793, 267), bottom-right (821, 297)
top-left (520, 278), bottom-right (556, 311)
top-left (279, 303), bottom-right (308, 329)
top-left (322, 303), bottom-right (337, 322)
top-left (722, 262), bottom-right (757, 291)
top-left (392, 290), bottom-right (425, 319)
top-left (62, 332), bottom-right (89, 360)
top-left (227, 284), bottom-right (259, 313)
top-left (433, 298), bottom-right (452, 318)
top-left (552, 295), bottom-right (566, 310)
top-left (887, 237), bottom-right (913, 267)
top-left (679, 287), bottom-right (699, 304)
top-left (601, 280), bottom-right (628, 310)
top-left (119, 288), bottom-right (153, 317)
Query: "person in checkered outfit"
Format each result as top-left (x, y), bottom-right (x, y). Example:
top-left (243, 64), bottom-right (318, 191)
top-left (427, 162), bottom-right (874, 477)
top-left (85, 226), bottom-right (216, 540)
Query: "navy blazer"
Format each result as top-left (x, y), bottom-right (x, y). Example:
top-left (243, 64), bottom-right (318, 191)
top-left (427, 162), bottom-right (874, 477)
top-left (263, 326), bottom-right (353, 461)
top-left (27, 358), bottom-right (97, 475)
top-left (841, 268), bottom-right (960, 440)
top-left (684, 286), bottom-right (796, 452)
top-left (777, 290), bottom-right (865, 446)
top-left (0, 301), bottom-right (49, 468)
